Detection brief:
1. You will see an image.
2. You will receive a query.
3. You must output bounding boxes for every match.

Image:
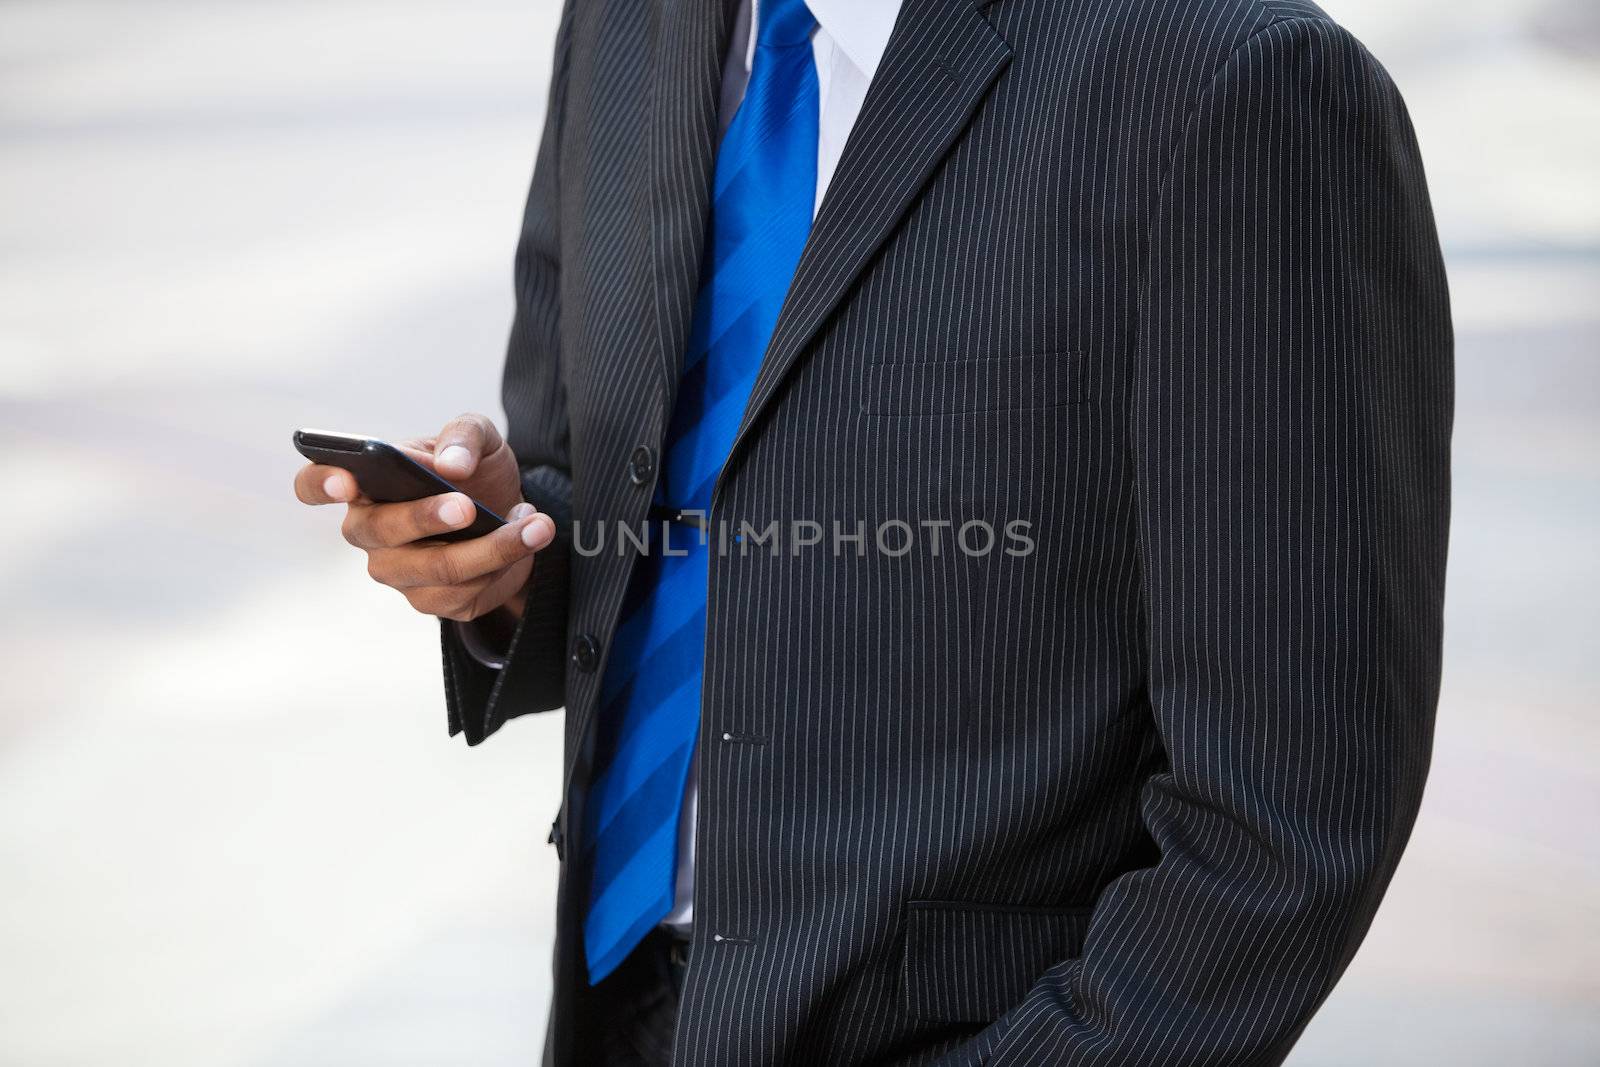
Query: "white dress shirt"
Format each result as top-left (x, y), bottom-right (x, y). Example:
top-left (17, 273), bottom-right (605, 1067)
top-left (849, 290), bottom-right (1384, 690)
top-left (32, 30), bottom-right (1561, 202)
top-left (663, 0), bottom-right (902, 932)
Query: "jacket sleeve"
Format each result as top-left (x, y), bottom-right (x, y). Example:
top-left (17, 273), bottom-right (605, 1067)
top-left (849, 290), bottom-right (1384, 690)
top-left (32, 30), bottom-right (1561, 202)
top-left (958, 18), bottom-right (1453, 1065)
top-left (441, 0), bottom-right (579, 746)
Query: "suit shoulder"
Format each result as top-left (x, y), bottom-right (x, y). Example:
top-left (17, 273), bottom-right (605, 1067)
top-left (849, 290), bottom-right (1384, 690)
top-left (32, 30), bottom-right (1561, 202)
top-left (1059, 0), bottom-right (1395, 103)
top-left (1067, 0), bottom-right (1365, 58)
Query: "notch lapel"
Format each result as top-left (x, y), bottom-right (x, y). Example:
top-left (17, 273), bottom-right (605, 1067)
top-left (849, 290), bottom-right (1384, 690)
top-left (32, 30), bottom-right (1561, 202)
top-left (717, 0), bottom-right (1012, 490)
top-left (647, 0), bottom-right (729, 416)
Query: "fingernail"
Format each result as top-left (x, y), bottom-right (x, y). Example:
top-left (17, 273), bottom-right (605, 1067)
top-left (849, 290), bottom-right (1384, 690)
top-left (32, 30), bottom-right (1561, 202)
top-left (521, 515), bottom-right (554, 548)
top-left (508, 502), bottom-right (535, 520)
top-left (437, 445), bottom-right (471, 471)
top-left (323, 474), bottom-right (345, 500)
top-left (439, 497), bottom-right (468, 526)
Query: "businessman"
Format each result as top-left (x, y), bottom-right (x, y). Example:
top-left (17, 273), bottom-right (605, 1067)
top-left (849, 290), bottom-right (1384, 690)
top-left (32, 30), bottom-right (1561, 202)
top-left (295, 0), bottom-right (1452, 1062)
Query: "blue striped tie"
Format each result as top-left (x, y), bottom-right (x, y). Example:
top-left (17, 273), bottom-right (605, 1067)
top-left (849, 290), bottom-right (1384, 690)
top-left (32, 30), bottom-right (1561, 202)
top-left (583, 0), bottom-right (819, 983)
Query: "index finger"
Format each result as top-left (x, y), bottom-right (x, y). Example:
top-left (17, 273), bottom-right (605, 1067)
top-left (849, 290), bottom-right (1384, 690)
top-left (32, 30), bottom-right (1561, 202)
top-left (432, 413), bottom-right (505, 480)
top-left (294, 463), bottom-right (364, 505)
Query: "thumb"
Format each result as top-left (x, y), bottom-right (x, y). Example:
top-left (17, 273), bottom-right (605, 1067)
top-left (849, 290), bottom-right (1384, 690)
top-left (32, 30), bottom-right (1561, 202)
top-left (434, 413), bottom-right (503, 480)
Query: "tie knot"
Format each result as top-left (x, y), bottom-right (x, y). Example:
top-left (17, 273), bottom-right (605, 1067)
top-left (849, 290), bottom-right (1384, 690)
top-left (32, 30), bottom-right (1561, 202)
top-left (756, 0), bottom-right (816, 48)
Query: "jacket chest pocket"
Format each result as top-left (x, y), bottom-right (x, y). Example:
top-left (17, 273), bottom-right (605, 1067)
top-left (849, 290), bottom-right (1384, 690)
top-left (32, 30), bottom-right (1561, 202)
top-left (861, 351), bottom-right (1086, 417)
top-left (901, 899), bottom-right (1091, 1024)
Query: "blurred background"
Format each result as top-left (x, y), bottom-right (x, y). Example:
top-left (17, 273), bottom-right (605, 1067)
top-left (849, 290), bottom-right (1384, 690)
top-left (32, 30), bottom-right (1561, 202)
top-left (1, 0), bottom-right (1596, 1063)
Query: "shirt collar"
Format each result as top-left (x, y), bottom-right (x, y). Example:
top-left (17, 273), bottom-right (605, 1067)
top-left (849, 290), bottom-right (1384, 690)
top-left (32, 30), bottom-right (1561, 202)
top-left (805, 0), bottom-right (901, 78)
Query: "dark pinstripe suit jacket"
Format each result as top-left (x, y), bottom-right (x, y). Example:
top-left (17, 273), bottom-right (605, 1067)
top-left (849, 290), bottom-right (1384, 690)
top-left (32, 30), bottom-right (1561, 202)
top-left (440, 0), bottom-right (1452, 1062)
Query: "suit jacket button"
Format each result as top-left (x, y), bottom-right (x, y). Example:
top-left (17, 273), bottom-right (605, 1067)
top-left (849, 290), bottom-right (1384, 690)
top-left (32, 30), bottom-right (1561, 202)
top-left (627, 445), bottom-right (656, 486)
top-left (571, 633), bottom-right (601, 673)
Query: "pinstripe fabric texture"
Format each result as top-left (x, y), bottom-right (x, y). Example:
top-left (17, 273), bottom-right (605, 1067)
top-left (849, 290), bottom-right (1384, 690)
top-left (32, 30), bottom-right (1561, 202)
top-left (439, 0), bottom-right (1452, 1063)
top-left (583, 0), bottom-right (822, 981)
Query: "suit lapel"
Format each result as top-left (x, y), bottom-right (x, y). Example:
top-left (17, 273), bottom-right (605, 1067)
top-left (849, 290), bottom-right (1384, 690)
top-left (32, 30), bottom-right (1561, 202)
top-left (717, 0), bottom-right (1012, 488)
top-left (647, 0), bottom-right (728, 417)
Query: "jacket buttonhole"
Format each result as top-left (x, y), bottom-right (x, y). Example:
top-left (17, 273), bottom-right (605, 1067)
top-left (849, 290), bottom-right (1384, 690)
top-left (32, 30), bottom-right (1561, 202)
top-left (719, 732), bottom-right (767, 745)
top-left (930, 57), bottom-right (962, 85)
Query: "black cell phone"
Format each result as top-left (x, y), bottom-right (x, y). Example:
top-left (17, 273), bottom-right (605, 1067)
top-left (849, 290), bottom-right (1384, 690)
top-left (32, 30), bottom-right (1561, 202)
top-left (293, 429), bottom-right (506, 543)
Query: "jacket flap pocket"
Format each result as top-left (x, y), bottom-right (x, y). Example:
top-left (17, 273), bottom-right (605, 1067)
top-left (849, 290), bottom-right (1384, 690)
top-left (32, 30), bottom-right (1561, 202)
top-left (901, 900), bottom-right (1090, 1024)
top-left (862, 351), bottom-right (1085, 416)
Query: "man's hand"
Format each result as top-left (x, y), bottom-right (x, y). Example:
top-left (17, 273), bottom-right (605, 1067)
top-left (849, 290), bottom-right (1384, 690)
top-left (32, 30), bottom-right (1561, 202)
top-left (293, 413), bottom-right (556, 622)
